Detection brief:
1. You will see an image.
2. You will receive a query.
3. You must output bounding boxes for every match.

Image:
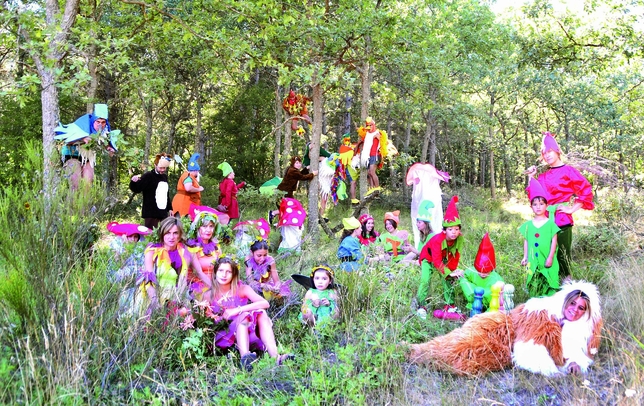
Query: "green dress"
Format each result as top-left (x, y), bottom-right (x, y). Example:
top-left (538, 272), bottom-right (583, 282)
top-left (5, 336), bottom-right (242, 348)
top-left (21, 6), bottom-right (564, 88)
top-left (458, 268), bottom-right (504, 310)
top-left (518, 217), bottom-right (561, 297)
top-left (299, 288), bottom-right (337, 325)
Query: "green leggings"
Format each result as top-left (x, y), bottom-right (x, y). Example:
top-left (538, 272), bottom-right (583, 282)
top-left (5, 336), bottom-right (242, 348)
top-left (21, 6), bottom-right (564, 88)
top-left (417, 261), bottom-right (456, 307)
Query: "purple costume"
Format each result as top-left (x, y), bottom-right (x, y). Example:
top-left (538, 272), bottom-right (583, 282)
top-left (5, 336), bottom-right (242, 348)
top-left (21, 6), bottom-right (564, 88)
top-left (246, 255), bottom-right (292, 299)
top-left (212, 284), bottom-right (267, 352)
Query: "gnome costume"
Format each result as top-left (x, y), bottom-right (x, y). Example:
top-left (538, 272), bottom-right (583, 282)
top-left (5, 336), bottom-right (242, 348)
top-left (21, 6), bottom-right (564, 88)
top-left (277, 198), bottom-right (307, 254)
top-left (172, 153), bottom-right (203, 217)
top-left (418, 196), bottom-right (464, 320)
top-left (337, 217), bottom-right (364, 272)
top-left (217, 161), bottom-right (245, 220)
top-left (458, 233), bottom-right (504, 310)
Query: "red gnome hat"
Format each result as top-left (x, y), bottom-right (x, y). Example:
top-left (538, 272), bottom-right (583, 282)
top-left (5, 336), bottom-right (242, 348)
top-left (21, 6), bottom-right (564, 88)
top-left (526, 177), bottom-right (547, 203)
top-left (442, 196), bottom-right (461, 227)
top-left (541, 131), bottom-right (561, 154)
top-left (474, 232), bottom-right (496, 275)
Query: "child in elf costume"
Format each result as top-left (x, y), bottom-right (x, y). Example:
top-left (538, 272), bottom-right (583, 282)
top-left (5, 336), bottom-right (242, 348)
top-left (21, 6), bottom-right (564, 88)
top-left (217, 161), bottom-right (246, 221)
top-left (417, 196), bottom-right (465, 320)
top-left (458, 233), bottom-right (504, 311)
top-left (519, 178), bottom-right (560, 297)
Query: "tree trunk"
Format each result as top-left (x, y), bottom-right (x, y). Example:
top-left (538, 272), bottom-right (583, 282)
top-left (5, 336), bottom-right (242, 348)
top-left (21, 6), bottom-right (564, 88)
top-left (195, 86), bottom-right (205, 157)
top-left (307, 80), bottom-right (323, 242)
top-left (488, 93), bottom-right (496, 199)
top-left (274, 85), bottom-right (283, 177)
top-left (282, 124), bottom-right (292, 170)
top-left (343, 93), bottom-right (352, 135)
top-left (41, 70), bottom-right (60, 202)
top-left (138, 90), bottom-right (153, 166)
top-left (359, 60), bottom-right (371, 201)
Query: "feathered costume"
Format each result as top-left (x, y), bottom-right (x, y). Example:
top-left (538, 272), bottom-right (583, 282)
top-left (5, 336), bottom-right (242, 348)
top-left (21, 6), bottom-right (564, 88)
top-left (408, 279), bottom-right (602, 377)
top-left (318, 153), bottom-right (346, 205)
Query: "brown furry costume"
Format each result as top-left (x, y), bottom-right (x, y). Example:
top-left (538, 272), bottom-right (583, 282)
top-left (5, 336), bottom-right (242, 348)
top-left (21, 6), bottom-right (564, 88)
top-left (408, 280), bottom-right (602, 377)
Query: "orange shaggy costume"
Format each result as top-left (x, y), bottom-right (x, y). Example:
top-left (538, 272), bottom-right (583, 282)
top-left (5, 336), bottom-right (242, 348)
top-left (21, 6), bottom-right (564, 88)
top-left (408, 280), bottom-right (602, 377)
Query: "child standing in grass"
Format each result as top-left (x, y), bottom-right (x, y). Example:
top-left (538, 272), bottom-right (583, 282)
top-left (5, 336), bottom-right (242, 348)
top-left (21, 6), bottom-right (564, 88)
top-left (417, 196), bottom-right (465, 320)
top-left (298, 265), bottom-right (340, 327)
top-left (205, 257), bottom-right (293, 370)
top-left (519, 178), bottom-right (560, 297)
top-left (245, 238), bottom-right (291, 300)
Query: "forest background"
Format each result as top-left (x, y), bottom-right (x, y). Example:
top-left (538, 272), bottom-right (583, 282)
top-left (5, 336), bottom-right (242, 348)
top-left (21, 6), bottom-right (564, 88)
top-left (1, 0), bottom-right (643, 404)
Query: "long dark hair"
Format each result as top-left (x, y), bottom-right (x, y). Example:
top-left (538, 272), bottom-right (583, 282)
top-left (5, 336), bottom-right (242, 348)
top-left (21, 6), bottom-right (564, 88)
top-left (361, 221), bottom-right (378, 240)
top-left (339, 229), bottom-right (355, 244)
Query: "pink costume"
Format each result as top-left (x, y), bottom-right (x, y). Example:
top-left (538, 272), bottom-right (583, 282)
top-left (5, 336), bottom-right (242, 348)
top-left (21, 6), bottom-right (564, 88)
top-left (211, 284), bottom-right (267, 352)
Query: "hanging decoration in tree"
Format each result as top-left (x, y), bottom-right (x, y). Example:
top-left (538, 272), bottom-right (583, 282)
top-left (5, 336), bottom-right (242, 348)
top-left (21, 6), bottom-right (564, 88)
top-left (282, 90), bottom-right (312, 133)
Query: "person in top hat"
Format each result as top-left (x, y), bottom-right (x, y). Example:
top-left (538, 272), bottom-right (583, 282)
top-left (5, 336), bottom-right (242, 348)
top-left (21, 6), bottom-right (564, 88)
top-left (217, 161), bottom-right (246, 221)
top-left (458, 233), bottom-right (505, 311)
top-left (519, 178), bottom-right (561, 298)
top-left (525, 132), bottom-right (594, 280)
top-left (418, 196), bottom-right (465, 320)
top-left (130, 153), bottom-right (172, 229)
top-left (172, 153), bottom-right (205, 217)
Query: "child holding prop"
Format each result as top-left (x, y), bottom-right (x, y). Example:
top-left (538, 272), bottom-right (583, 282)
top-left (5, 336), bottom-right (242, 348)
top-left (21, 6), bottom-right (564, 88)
top-left (245, 238), bottom-right (291, 300)
top-left (519, 178), bottom-right (560, 297)
top-left (205, 257), bottom-right (293, 371)
top-left (458, 233), bottom-right (504, 312)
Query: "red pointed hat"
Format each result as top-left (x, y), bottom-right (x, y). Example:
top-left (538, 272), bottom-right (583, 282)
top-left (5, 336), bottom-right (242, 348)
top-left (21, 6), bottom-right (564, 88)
top-left (541, 131), bottom-right (561, 154)
top-left (442, 196), bottom-right (461, 227)
top-left (526, 178), bottom-right (547, 202)
top-left (474, 232), bottom-right (496, 274)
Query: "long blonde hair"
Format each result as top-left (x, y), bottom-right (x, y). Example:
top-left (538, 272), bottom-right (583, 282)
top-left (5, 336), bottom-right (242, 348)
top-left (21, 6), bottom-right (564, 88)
top-left (562, 289), bottom-right (591, 321)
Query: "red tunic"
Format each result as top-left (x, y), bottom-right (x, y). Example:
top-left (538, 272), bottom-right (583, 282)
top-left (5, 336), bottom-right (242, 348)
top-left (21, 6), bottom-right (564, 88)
top-left (537, 165), bottom-right (594, 227)
top-left (218, 178), bottom-right (243, 220)
top-left (418, 232), bottom-right (461, 276)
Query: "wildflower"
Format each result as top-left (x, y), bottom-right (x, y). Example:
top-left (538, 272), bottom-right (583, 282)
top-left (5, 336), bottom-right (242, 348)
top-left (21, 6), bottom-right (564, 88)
top-left (625, 389), bottom-right (636, 398)
top-left (180, 313), bottom-right (195, 330)
top-left (24, 202), bottom-right (31, 211)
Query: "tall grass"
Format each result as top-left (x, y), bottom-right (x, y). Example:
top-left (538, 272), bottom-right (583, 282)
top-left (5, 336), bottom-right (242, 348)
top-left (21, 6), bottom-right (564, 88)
top-left (1, 153), bottom-right (643, 404)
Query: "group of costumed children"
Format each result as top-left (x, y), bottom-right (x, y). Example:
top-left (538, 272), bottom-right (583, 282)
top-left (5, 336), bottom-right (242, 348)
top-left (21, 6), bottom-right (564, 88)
top-left (104, 127), bottom-right (595, 373)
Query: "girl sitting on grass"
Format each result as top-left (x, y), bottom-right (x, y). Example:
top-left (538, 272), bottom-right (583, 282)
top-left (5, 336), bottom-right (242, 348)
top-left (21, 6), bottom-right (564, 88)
top-left (337, 217), bottom-right (364, 272)
top-left (298, 265), bottom-right (340, 327)
top-left (205, 257), bottom-right (293, 370)
top-left (245, 238), bottom-right (291, 300)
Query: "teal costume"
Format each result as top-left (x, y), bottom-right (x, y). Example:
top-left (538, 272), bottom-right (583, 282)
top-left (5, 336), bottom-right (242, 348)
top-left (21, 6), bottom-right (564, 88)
top-left (299, 288), bottom-right (337, 326)
top-left (518, 217), bottom-right (560, 297)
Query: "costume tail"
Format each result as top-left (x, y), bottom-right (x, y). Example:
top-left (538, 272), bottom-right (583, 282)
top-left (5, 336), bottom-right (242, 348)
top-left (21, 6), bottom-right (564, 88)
top-left (407, 312), bottom-right (515, 376)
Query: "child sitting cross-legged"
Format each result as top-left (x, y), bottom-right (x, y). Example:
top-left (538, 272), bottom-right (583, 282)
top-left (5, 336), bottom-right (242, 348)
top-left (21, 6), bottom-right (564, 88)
top-left (293, 265), bottom-right (340, 328)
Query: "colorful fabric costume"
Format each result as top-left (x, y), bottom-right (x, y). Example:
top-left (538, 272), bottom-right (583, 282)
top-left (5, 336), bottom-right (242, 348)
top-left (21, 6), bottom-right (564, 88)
top-left (409, 280), bottom-right (603, 377)
top-left (211, 285), bottom-right (267, 352)
top-left (129, 169), bottom-right (170, 228)
top-left (337, 235), bottom-right (364, 272)
top-left (136, 243), bottom-right (191, 312)
top-left (418, 232), bottom-right (463, 306)
top-left (406, 163), bottom-right (450, 247)
top-left (457, 233), bottom-right (504, 310)
top-left (218, 178), bottom-right (244, 220)
top-left (245, 255), bottom-right (292, 300)
top-left (277, 166), bottom-right (315, 198)
top-left (376, 231), bottom-right (407, 263)
top-left (299, 288), bottom-right (338, 326)
top-left (186, 237), bottom-right (221, 297)
top-left (519, 217), bottom-right (560, 297)
top-left (172, 171), bottom-right (202, 217)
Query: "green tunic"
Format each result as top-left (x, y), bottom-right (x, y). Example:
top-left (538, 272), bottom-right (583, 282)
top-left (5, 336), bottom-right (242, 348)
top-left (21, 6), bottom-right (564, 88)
top-left (459, 268), bottom-right (504, 310)
top-left (518, 217), bottom-right (561, 297)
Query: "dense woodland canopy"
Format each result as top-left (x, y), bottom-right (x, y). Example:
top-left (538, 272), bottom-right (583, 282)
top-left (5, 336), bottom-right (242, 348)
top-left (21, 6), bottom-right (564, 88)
top-left (1, 0), bottom-right (643, 205)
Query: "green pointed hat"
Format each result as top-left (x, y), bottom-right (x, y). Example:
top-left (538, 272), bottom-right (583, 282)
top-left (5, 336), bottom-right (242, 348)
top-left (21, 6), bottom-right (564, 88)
top-left (94, 104), bottom-right (108, 119)
top-left (218, 161), bottom-right (233, 177)
top-left (417, 200), bottom-right (435, 222)
top-left (442, 196), bottom-right (461, 227)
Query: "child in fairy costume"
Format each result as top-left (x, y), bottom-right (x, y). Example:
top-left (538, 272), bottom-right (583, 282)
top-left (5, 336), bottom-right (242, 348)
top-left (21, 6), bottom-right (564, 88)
top-left (458, 233), bottom-right (504, 311)
top-left (417, 196), bottom-right (465, 321)
top-left (245, 238), bottom-right (292, 300)
top-left (205, 256), bottom-right (294, 370)
top-left (519, 178), bottom-right (560, 297)
top-left (295, 265), bottom-right (340, 327)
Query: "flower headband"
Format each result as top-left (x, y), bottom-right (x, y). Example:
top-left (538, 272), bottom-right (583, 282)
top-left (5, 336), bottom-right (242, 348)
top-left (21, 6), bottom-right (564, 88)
top-left (310, 265), bottom-right (334, 280)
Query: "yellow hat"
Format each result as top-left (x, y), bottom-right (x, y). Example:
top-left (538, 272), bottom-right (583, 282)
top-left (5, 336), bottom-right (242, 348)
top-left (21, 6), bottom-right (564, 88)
top-left (342, 216), bottom-right (361, 230)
